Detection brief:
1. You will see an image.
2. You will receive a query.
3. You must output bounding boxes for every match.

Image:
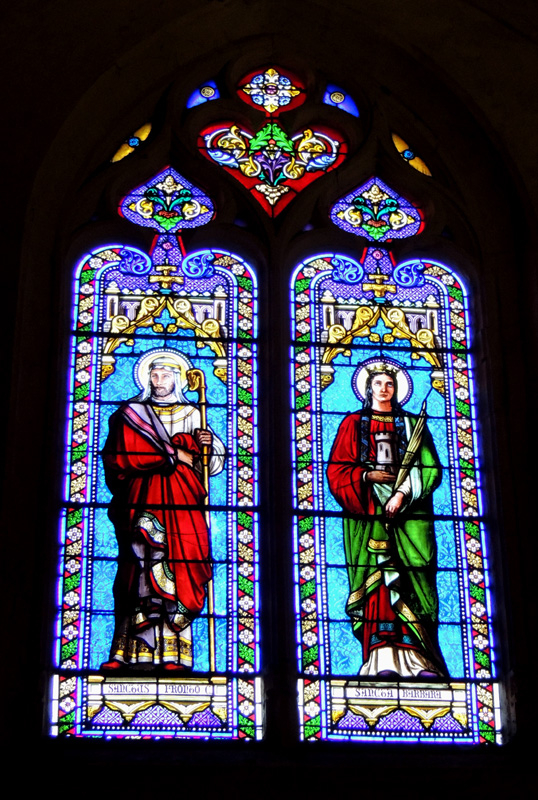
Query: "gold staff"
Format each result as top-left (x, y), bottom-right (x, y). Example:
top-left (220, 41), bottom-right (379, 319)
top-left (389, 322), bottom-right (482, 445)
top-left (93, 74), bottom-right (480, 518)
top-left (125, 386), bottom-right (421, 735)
top-left (187, 368), bottom-right (216, 672)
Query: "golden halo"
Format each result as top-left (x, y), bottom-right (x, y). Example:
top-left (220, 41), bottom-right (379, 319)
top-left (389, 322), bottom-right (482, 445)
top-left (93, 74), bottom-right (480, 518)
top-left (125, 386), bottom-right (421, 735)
top-left (134, 348), bottom-right (193, 391)
top-left (352, 358), bottom-right (412, 405)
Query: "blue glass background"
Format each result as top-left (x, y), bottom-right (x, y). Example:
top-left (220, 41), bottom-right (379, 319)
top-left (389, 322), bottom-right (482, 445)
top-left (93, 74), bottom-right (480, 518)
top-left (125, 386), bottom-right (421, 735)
top-left (329, 622), bottom-right (362, 673)
top-left (324, 516), bottom-right (346, 565)
top-left (93, 507), bottom-right (117, 558)
top-left (89, 613), bottom-right (116, 669)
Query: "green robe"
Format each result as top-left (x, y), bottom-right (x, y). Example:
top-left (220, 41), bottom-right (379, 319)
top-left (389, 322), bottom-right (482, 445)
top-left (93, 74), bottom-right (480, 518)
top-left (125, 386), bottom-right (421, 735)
top-left (327, 410), bottom-right (447, 674)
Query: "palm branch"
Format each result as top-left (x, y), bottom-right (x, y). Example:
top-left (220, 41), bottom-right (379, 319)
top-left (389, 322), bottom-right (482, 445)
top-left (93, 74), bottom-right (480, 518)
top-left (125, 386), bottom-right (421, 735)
top-left (393, 400), bottom-right (427, 492)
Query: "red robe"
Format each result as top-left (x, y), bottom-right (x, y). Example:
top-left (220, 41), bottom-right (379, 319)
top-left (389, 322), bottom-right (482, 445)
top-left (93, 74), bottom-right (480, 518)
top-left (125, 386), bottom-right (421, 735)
top-left (103, 402), bottom-right (212, 647)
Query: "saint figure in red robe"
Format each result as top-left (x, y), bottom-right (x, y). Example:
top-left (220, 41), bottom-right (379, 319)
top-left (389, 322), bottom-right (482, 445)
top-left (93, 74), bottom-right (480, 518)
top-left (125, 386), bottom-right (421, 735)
top-left (101, 351), bottom-right (225, 672)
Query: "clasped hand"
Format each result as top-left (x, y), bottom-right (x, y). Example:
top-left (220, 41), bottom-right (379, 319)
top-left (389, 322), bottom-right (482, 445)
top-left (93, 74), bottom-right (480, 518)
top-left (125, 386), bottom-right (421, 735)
top-left (366, 470), bottom-right (404, 518)
top-left (195, 429), bottom-right (212, 449)
top-left (384, 490), bottom-right (404, 518)
top-left (366, 470), bottom-right (395, 484)
top-left (175, 430), bottom-right (212, 467)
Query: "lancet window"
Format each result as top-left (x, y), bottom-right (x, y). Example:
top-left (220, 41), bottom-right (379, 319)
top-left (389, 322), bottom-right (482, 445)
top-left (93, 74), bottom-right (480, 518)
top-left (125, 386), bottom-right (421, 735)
top-left (51, 64), bottom-right (502, 744)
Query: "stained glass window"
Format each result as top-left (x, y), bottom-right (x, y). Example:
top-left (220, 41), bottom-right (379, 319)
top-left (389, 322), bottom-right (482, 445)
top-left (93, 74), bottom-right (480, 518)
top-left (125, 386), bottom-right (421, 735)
top-left (237, 67), bottom-right (305, 114)
top-left (199, 66), bottom-right (348, 216)
top-left (111, 123), bottom-right (152, 163)
top-left (186, 80), bottom-right (220, 108)
top-left (291, 181), bottom-right (501, 743)
top-left (330, 177), bottom-right (424, 241)
top-left (322, 84), bottom-right (360, 117)
top-left (50, 63), bottom-right (505, 748)
top-left (392, 133), bottom-right (432, 176)
top-left (51, 167), bottom-right (261, 739)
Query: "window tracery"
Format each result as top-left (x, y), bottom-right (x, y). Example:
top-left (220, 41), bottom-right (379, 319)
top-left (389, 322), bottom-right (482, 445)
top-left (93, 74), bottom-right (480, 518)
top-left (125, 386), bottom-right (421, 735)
top-left (51, 63), bottom-right (502, 745)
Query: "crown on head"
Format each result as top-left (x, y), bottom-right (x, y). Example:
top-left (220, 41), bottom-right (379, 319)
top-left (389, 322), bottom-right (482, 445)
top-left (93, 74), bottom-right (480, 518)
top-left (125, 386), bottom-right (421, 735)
top-left (365, 362), bottom-right (398, 379)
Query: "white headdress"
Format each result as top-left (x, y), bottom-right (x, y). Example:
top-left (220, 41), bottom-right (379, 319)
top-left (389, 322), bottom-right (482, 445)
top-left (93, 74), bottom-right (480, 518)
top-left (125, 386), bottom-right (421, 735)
top-left (134, 348), bottom-right (194, 402)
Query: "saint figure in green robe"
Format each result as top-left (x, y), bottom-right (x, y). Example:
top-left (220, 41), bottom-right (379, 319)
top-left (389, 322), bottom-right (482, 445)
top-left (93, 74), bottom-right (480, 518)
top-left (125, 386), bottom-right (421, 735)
top-left (327, 360), bottom-right (447, 679)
